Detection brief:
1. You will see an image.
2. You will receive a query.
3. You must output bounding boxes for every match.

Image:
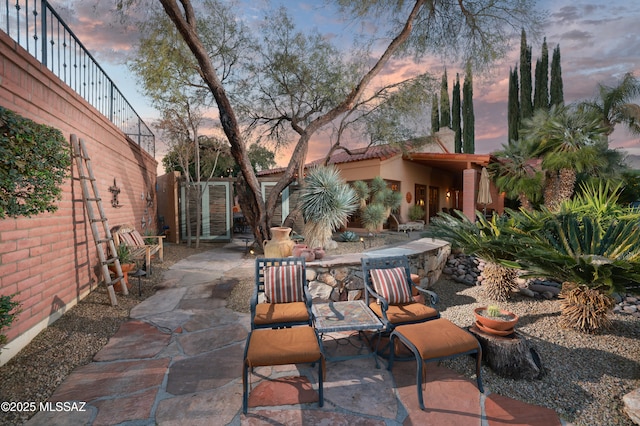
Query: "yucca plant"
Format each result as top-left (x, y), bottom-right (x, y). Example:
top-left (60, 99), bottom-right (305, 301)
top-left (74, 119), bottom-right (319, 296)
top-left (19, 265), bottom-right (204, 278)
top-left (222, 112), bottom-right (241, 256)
top-left (514, 213), bottom-right (640, 332)
top-left (352, 176), bottom-right (402, 232)
top-left (300, 166), bottom-right (358, 250)
top-left (425, 210), bottom-right (521, 301)
top-left (360, 203), bottom-right (387, 233)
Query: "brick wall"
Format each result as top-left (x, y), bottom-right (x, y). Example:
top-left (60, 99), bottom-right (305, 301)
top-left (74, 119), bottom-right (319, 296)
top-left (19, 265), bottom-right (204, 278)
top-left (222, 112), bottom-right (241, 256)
top-left (0, 32), bottom-right (157, 365)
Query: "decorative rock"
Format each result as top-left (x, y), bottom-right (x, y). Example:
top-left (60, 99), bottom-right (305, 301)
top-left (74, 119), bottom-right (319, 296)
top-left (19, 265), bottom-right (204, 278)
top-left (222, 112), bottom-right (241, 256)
top-left (623, 305), bottom-right (638, 314)
top-left (306, 269), bottom-right (317, 281)
top-left (541, 291), bottom-right (555, 300)
top-left (529, 284), bottom-right (561, 296)
top-left (622, 387), bottom-right (640, 425)
top-left (518, 287), bottom-right (536, 298)
top-left (308, 281), bottom-right (333, 300)
top-left (318, 273), bottom-right (337, 287)
top-left (333, 267), bottom-right (349, 282)
top-left (347, 289), bottom-right (362, 301)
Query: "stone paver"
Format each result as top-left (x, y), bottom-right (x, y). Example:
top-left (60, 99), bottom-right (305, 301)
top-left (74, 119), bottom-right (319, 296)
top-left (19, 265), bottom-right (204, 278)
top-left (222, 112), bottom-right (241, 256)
top-left (26, 238), bottom-right (568, 425)
top-left (166, 342), bottom-right (244, 395)
top-left (49, 358), bottom-right (169, 403)
top-left (93, 320), bottom-right (171, 361)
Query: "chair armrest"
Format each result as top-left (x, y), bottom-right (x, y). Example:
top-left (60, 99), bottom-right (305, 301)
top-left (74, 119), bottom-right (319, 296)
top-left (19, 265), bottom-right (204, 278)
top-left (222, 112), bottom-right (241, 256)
top-left (365, 285), bottom-right (389, 311)
top-left (413, 287), bottom-right (439, 306)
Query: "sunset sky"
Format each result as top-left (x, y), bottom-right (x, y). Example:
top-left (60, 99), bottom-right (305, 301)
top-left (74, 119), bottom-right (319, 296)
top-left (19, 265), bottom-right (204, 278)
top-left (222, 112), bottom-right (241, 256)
top-left (52, 0), bottom-right (640, 169)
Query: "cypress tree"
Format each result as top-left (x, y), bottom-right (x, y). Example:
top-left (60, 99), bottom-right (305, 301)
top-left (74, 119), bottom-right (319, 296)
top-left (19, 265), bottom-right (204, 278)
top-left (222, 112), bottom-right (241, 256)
top-left (508, 67), bottom-right (520, 143)
top-left (431, 94), bottom-right (440, 133)
top-left (550, 44), bottom-right (564, 107)
top-left (452, 73), bottom-right (462, 153)
top-left (519, 29), bottom-right (533, 120)
top-left (440, 69), bottom-right (451, 129)
top-left (462, 64), bottom-right (475, 154)
top-left (534, 38), bottom-right (549, 110)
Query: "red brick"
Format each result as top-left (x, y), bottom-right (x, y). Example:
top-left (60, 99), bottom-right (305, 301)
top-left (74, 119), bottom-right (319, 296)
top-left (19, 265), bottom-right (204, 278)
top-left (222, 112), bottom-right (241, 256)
top-left (0, 220), bottom-right (17, 232)
top-left (29, 244), bottom-right (51, 257)
top-left (1, 249), bottom-right (30, 267)
top-left (17, 275), bottom-right (43, 295)
top-left (0, 240), bottom-right (17, 254)
top-left (17, 255), bottom-right (42, 271)
top-left (1, 229), bottom-right (29, 241)
top-left (17, 237), bottom-right (41, 250)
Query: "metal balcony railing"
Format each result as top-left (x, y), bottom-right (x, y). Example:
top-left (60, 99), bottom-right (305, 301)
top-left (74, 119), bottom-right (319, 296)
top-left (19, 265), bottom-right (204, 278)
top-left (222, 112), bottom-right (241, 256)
top-left (1, 0), bottom-right (155, 156)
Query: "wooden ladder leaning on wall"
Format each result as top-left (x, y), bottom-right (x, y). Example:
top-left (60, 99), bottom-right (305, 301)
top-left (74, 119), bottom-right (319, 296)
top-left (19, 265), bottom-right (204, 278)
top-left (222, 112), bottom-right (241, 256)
top-left (70, 134), bottom-right (126, 306)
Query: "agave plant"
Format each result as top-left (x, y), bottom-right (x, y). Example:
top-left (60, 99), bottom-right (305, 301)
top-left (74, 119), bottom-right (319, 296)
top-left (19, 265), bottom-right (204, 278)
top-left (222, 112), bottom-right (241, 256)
top-left (300, 166), bottom-right (358, 250)
top-left (514, 213), bottom-right (640, 332)
top-left (425, 210), bottom-right (521, 301)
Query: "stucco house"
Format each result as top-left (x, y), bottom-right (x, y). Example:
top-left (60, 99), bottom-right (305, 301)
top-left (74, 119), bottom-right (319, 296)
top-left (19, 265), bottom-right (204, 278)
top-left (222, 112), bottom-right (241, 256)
top-left (259, 129), bottom-right (504, 228)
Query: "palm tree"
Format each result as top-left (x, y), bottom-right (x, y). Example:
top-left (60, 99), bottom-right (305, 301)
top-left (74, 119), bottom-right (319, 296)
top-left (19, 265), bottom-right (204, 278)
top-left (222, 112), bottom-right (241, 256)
top-left (490, 141), bottom-right (543, 210)
top-left (580, 72), bottom-right (640, 136)
top-left (520, 105), bottom-right (608, 210)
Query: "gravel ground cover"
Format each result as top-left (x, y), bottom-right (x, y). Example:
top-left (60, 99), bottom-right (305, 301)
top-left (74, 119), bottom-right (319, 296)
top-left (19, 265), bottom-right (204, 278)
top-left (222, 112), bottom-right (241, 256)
top-left (434, 278), bottom-right (640, 426)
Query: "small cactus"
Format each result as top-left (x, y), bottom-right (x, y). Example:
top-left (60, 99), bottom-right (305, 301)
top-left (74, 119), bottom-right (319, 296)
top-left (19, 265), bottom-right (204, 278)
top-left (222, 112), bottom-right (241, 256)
top-left (487, 305), bottom-right (502, 317)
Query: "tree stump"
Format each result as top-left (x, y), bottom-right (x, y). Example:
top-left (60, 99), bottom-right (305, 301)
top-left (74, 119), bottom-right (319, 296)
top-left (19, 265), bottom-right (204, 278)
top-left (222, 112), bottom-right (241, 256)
top-left (468, 325), bottom-right (543, 380)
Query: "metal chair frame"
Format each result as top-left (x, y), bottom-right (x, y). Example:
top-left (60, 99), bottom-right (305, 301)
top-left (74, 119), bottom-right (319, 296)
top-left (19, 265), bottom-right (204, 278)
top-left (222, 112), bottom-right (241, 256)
top-left (251, 257), bottom-right (313, 330)
top-left (388, 326), bottom-right (484, 410)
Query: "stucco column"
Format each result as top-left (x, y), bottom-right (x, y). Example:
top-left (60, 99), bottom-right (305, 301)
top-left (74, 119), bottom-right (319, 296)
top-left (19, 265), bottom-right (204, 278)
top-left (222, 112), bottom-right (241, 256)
top-left (463, 168), bottom-right (478, 221)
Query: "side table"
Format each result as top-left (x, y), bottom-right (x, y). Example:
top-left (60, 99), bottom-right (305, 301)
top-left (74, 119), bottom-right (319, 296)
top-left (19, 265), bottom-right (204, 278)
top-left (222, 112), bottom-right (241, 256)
top-left (312, 300), bottom-right (383, 367)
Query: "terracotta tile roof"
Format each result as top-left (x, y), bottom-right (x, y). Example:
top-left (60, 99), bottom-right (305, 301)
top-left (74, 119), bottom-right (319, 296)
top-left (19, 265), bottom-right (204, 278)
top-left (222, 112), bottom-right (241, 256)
top-left (258, 144), bottom-right (404, 176)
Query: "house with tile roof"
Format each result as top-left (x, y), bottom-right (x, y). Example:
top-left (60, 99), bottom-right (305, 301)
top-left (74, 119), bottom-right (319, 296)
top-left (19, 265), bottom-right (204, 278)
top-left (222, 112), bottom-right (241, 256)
top-left (259, 129), bottom-right (504, 229)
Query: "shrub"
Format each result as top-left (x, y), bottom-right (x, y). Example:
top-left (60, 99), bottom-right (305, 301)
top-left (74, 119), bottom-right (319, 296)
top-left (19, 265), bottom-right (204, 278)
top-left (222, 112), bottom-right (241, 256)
top-left (0, 294), bottom-right (21, 349)
top-left (0, 107), bottom-right (71, 218)
top-left (408, 204), bottom-right (425, 221)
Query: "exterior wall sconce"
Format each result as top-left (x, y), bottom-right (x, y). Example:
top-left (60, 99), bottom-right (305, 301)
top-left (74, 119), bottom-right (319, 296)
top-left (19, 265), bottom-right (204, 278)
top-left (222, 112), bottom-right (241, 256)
top-left (446, 190), bottom-right (451, 199)
top-left (108, 178), bottom-right (122, 208)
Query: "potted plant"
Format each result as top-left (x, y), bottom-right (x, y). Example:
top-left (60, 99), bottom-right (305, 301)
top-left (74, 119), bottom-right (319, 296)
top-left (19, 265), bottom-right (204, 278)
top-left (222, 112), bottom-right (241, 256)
top-left (109, 244), bottom-right (137, 291)
top-left (408, 204), bottom-right (426, 221)
top-left (474, 305), bottom-right (519, 336)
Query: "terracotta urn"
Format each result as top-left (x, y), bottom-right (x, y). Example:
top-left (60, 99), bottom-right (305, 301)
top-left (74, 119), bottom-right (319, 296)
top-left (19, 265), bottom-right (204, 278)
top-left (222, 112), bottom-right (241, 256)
top-left (312, 247), bottom-right (325, 260)
top-left (473, 306), bottom-right (519, 336)
top-left (263, 226), bottom-right (295, 257)
top-left (299, 248), bottom-right (316, 262)
top-left (292, 243), bottom-right (308, 257)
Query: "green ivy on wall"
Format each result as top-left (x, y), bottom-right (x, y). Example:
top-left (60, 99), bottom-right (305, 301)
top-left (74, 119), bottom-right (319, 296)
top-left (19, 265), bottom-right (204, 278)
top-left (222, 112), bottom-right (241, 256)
top-left (0, 107), bottom-right (71, 219)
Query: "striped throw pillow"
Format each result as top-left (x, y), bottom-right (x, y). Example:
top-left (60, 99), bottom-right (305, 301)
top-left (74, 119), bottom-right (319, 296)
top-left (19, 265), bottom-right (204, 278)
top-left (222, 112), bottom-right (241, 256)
top-left (370, 267), bottom-right (412, 304)
top-left (264, 264), bottom-right (304, 303)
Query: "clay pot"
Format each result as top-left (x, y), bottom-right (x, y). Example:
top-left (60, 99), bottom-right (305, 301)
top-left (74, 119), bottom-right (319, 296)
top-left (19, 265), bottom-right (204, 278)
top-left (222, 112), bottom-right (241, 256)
top-left (299, 248), bottom-right (316, 262)
top-left (474, 307), bottom-right (519, 335)
top-left (109, 263), bottom-right (136, 292)
top-left (312, 247), bottom-right (325, 260)
top-left (263, 227), bottom-right (295, 257)
top-left (292, 243), bottom-right (308, 257)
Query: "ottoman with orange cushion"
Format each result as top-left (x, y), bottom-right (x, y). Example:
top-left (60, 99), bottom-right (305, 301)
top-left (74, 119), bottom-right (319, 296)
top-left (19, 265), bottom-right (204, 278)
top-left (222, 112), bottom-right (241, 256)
top-left (388, 318), bottom-right (484, 410)
top-left (242, 326), bottom-right (324, 413)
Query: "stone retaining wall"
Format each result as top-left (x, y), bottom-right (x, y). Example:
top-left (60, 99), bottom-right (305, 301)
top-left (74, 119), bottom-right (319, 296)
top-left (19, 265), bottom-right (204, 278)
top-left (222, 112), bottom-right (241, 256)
top-left (304, 238), bottom-right (451, 302)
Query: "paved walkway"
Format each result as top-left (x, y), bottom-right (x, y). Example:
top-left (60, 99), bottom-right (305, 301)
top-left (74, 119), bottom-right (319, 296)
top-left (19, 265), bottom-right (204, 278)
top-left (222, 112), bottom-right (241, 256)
top-left (27, 238), bottom-right (567, 425)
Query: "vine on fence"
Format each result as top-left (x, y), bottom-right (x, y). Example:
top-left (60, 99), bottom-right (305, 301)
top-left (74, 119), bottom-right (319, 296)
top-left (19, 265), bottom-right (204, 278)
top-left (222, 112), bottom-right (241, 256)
top-left (0, 106), bottom-right (71, 219)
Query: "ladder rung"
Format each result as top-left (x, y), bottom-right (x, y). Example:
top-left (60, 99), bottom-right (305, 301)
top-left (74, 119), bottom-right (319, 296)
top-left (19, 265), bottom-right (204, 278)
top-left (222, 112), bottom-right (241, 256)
top-left (97, 238), bottom-right (112, 244)
top-left (106, 278), bottom-right (123, 286)
top-left (104, 258), bottom-right (117, 265)
top-left (91, 218), bottom-right (107, 222)
top-left (79, 176), bottom-right (96, 181)
top-left (86, 197), bottom-right (101, 201)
